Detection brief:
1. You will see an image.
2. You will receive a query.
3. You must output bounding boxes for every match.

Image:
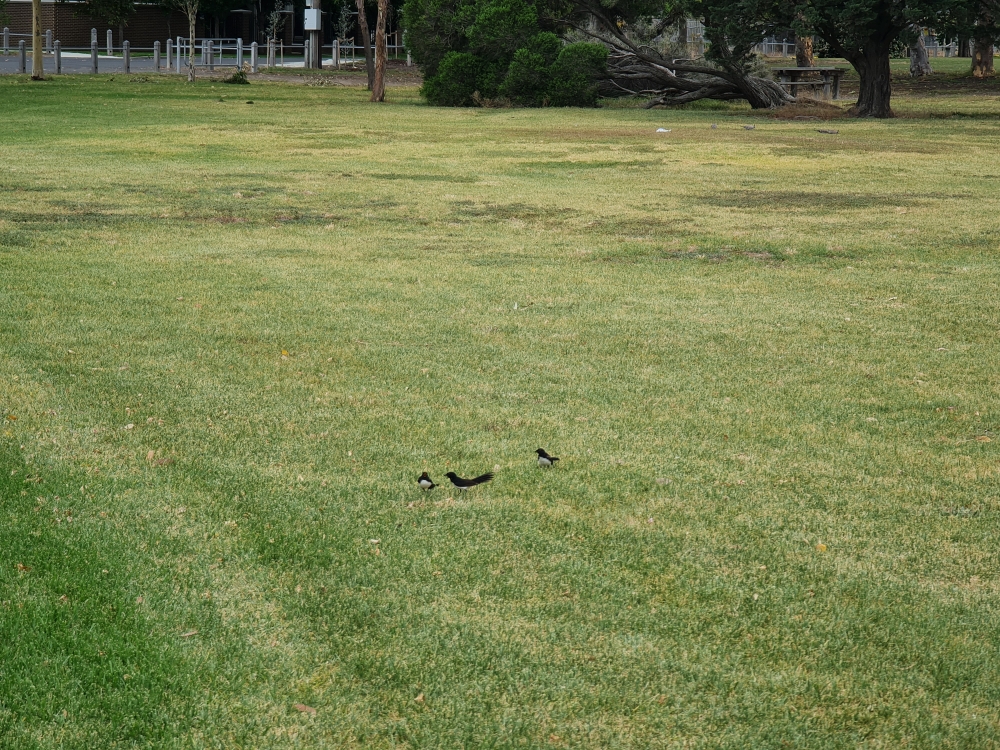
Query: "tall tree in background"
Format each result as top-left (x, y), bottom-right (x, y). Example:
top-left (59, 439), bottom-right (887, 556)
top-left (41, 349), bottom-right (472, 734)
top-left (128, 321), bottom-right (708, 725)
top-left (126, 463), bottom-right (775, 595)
top-left (370, 0), bottom-right (388, 100)
top-left (77, 0), bottom-right (135, 47)
top-left (909, 26), bottom-right (932, 76)
top-left (31, 0), bottom-right (42, 79)
top-left (972, 2), bottom-right (996, 76)
top-left (795, 34), bottom-right (814, 66)
top-left (791, 0), bottom-right (964, 117)
top-left (937, 0), bottom-right (997, 77)
top-left (356, 0), bottom-right (375, 89)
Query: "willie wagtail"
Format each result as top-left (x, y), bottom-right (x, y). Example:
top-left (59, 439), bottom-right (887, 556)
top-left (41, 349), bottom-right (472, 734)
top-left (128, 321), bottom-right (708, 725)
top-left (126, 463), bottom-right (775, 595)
top-left (418, 472), bottom-right (436, 490)
top-left (444, 471), bottom-right (494, 490)
top-left (535, 448), bottom-right (559, 468)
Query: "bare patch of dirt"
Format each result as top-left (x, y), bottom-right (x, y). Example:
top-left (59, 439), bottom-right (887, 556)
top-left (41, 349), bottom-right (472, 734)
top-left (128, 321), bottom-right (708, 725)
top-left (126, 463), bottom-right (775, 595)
top-left (769, 98), bottom-right (849, 120)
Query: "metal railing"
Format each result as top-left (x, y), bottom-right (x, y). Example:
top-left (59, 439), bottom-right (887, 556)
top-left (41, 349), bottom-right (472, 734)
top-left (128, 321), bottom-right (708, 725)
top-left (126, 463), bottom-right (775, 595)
top-left (2, 28), bottom-right (414, 74)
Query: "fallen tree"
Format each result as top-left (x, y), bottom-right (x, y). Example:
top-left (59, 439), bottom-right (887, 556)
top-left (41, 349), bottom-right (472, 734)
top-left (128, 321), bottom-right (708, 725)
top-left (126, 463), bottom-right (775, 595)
top-left (562, 0), bottom-right (793, 108)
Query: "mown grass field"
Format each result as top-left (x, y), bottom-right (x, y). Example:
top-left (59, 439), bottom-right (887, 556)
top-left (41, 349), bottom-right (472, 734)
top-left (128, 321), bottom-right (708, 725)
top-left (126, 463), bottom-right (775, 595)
top-left (1, 63), bottom-right (1000, 748)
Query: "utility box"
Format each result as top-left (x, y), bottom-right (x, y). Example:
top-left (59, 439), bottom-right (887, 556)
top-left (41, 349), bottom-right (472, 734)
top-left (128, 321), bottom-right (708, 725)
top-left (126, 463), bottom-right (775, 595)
top-left (304, 9), bottom-right (321, 31)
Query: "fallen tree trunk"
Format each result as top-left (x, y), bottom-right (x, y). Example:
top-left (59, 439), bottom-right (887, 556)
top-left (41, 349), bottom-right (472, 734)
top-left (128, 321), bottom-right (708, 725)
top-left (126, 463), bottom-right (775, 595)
top-left (601, 50), bottom-right (792, 108)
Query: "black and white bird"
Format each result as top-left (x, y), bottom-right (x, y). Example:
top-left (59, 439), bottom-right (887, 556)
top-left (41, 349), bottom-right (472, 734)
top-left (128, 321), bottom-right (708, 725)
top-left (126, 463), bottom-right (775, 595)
top-left (444, 471), bottom-right (494, 491)
top-left (417, 472), bottom-right (436, 490)
top-left (535, 448), bottom-right (559, 468)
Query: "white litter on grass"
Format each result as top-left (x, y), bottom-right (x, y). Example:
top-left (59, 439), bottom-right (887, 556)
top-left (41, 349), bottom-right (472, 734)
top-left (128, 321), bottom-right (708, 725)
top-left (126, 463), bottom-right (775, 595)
top-left (655, 128), bottom-right (671, 133)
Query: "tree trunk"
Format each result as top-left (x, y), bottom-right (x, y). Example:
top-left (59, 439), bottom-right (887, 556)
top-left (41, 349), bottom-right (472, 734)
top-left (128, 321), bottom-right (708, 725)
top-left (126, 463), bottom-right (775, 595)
top-left (370, 0), bottom-right (387, 101)
top-left (734, 73), bottom-right (795, 108)
top-left (958, 38), bottom-right (971, 57)
top-left (187, 6), bottom-right (197, 82)
top-left (31, 0), bottom-right (43, 79)
top-left (795, 35), bottom-right (814, 68)
top-left (909, 27), bottom-right (932, 77)
top-left (355, 0), bottom-right (374, 90)
top-left (972, 39), bottom-right (995, 77)
top-left (849, 39), bottom-right (893, 117)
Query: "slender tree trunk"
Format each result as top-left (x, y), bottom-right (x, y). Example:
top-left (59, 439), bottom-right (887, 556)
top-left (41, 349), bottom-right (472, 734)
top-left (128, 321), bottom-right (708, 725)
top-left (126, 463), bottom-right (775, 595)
top-left (370, 0), bottom-right (387, 101)
top-left (958, 38), bottom-right (971, 57)
top-left (355, 0), bottom-right (374, 90)
top-left (795, 35), bottom-right (814, 68)
top-left (187, 6), bottom-right (197, 82)
top-left (909, 27), bottom-right (932, 77)
top-left (972, 39), bottom-right (995, 76)
top-left (31, 0), bottom-right (43, 79)
top-left (849, 38), bottom-right (894, 117)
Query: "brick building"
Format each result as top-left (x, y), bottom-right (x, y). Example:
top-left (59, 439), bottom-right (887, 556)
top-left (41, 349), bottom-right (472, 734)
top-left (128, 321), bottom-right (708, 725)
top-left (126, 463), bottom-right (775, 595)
top-left (1, 0), bottom-right (263, 48)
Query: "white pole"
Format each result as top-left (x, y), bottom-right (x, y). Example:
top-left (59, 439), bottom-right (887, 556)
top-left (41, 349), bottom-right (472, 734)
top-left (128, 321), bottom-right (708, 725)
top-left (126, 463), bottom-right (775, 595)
top-left (251, 41), bottom-right (258, 73)
top-left (107, 28), bottom-right (113, 56)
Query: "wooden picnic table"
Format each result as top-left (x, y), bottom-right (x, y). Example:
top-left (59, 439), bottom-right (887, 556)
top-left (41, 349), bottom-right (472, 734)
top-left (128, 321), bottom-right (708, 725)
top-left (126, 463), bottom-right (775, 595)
top-left (771, 67), bottom-right (849, 100)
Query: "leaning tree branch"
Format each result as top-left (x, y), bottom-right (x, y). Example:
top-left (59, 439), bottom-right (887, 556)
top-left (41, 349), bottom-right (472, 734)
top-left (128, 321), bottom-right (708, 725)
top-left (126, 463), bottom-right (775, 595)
top-left (561, 9), bottom-right (793, 109)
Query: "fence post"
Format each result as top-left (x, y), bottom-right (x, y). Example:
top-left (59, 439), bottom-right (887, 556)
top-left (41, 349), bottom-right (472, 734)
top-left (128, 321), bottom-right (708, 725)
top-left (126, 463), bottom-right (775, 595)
top-left (91, 40), bottom-right (98, 73)
top-left (303, 37), bottom-right (310, 69)
top-left (237, 37), bottom-right (243, 68)
top-left (44, 29), bottom-right (52, 53)
top-left (91, 28), bottom-right (97, 46)
top-left (19, 40), bottom-right (25, 73)
top-left (123, 41), bottom-right (130, 73)
top-left (3, 28), bottom-right (8, 55)
top-left (207, 40), bottom-right (214, 71)
top-left (177, 37), bottom-right (182, 73)
top-left (166, 38), bottom-right (172, 71)
top-left (267, 38), bottom-right (274, 67)
top-left (107, 29), bottom-right (113, 56)
top-left (153, 40), bottom-right (160, 70)
top-left (55, 40), bottom-right (60, 73)
top-left (406, 51), bottom-right (411, 67)
top-left (251, 41), bottom-right (258, 73)
top-left (334, 39), bottom-right (340, 69)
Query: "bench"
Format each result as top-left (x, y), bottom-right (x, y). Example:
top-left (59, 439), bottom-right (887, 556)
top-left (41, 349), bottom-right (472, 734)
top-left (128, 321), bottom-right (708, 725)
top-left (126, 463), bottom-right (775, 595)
top-left (771, 67), bottom-right (849, 101)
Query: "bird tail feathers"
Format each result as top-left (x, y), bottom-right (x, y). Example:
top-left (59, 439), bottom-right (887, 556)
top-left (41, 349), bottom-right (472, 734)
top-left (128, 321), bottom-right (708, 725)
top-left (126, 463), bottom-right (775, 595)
top-left (470, 472), bottom-right (494, 485)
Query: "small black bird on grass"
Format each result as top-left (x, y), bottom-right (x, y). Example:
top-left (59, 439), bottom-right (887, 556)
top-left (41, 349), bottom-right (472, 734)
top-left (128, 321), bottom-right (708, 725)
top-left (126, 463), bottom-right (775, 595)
top-left (417, 472), bottom-right (436, 490)
top-left (535, 448), bottom-right (559, 468)
top-left (444, 471), bottom-right (494, 491)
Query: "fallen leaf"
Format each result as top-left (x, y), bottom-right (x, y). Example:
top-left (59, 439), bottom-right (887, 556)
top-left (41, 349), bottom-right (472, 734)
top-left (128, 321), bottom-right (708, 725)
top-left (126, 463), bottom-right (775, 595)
top-left (5, 415), bottom-right (16, 421)
top-left (146, 450), bottom-right (155, 462)
top-left (16, 563), bottom-right (30, 572)
top-left (976, 436), bottom-right (991, 443)
top-left (282, 350), bottom-right (289, 357)
top-left (180, 630), bottom-right (199, 638)
top-left (124, 424), bottom-right (134, 430)
top-left (433, 571), bottom-right (442, 576)
top-left (414, 693), bottom-right (425, 703)
top-left (294, 703), bottom-right (317, 715)
top-left (136, 596), bottom-right (144, 604)
top-left (815, 543), bottom-right (827, 552)
top-left (549, 735), bottom-right (561, 743)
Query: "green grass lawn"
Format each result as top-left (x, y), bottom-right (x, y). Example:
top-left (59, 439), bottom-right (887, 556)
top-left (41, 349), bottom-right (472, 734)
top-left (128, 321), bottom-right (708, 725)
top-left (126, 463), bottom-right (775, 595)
top-left (1, 72), bottom-right (1000, 749)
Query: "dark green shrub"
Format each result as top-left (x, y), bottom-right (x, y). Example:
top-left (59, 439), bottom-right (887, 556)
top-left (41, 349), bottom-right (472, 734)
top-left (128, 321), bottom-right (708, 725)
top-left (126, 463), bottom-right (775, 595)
top-left (498, 48), bottom-right (548, 105)
top-left (405, 0), bottom-right (607, 107)
top-left (422, 52), bottom-right (484, 106)
top-left (546, 43), bottom-right (607, 107)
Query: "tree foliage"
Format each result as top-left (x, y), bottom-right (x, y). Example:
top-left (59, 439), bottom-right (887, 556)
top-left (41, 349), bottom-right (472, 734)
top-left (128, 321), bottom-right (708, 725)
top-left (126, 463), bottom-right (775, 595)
top-left (75, 0), bottom-right (135, 31)
top-left (403, 0), bottom-right (607, 106)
